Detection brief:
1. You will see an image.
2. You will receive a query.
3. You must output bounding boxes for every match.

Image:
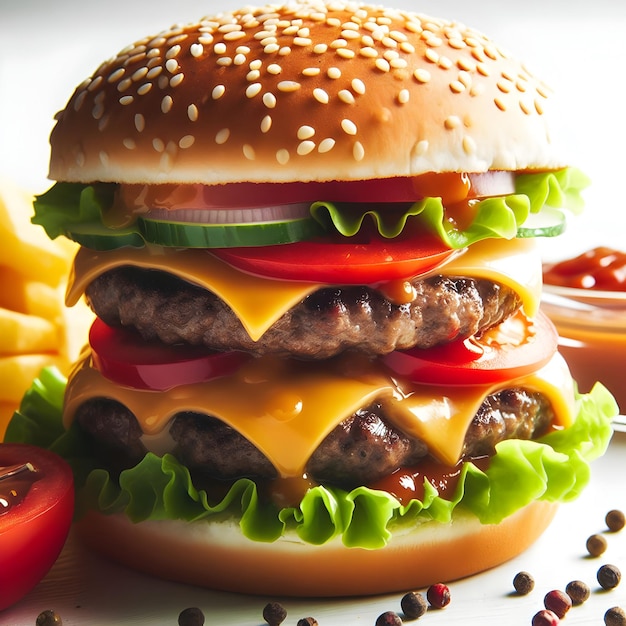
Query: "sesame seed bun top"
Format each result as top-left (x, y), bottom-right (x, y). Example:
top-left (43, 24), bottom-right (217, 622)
top-left (48, 1), bottom-right (565, 185)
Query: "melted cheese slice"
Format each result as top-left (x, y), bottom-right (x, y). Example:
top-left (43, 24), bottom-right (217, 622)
top-left (64, 351), bottom-right (575, 477)
top-left (66, 237), bottom-right (542, 342)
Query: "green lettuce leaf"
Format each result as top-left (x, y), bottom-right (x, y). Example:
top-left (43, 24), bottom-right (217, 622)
top-left (5, 368), bottom-right (617, 549)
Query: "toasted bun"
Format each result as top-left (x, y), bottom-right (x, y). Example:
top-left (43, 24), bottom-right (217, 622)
top-left (49, 2), bottom-right (563, 185)
top-left (75, 501), bottom-right (557, 597)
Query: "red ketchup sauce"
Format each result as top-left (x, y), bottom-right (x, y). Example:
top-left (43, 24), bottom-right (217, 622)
top-left (368, 457), bottom-right (490, 505)
top-left (543, 247), bottom-right (626, 291)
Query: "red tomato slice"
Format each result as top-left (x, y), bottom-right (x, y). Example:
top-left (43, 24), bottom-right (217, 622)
top-left (0, 443), bottom-right (74, 610)
top-left (120, 171), bottom-right (515, 209)
top-left (89, 319), bottom-right (251, 391)
top-left (212, 232), bottom-right (456, 284)
top-left (382, 310), bottom-right (558, 385)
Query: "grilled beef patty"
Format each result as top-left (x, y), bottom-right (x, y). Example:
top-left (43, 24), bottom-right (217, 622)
top-left (85, 266), bottom-right (521, 359)
top-left (74, 389), bottom-right (553, 490)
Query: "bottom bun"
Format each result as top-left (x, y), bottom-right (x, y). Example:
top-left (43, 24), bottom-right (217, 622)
top-left (75, 501), bottom-right (557, 597)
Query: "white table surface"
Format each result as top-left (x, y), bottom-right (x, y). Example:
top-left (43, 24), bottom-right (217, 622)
top-left (2, 429), bottom-right (624, 625)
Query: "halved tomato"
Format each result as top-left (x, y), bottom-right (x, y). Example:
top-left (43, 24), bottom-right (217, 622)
top-left (0, 443), bottom-right (74, 610)
top-left (211, 231), bottom-right (457, 284)
top-left (89, 319), bottom-right (251, 391)
top-left (382, 310), bottom-right (558, 386)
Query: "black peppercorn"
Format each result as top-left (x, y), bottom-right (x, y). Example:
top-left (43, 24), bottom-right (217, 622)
top-left (513, 571), bottom-right (535, 595)
top-left (597, 564), bottom-right (622, 590)
top-left (401, 591), bottom-right (428, 619)
top-left (263, 601), bottom-right (288, 626)
top-left (565, 579), bottom-right (590, 605)
top-left (375, 611), bottom-right (402, 626)
top-left (605, 606), bottom-right (626, 626)
top-left (606, 510), bottom-right (626, 532)
top-left (35, 610), bottom-right (63, 626)
top-left (178, 607), bottom-right (205, 626)
top-left (587, 533), bottom-right (608, 557)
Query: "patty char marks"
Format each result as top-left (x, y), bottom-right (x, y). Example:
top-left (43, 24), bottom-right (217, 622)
top-left (85, 266), bottom-right (521, 358)
top-left (74, 388), bottom-right (553, 491)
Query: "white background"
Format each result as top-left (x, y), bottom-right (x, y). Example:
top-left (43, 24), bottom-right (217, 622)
top-left (2, 0), bottom-right (626, 260)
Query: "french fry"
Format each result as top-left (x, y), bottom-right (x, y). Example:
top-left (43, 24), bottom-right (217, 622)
top-left (0, 307), bottom-right (61, 355)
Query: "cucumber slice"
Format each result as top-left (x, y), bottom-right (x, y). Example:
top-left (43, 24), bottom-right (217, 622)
top-left (516, 206), bottom-right (566, 238)
top-left (138, 216), bottom-right (325, 248)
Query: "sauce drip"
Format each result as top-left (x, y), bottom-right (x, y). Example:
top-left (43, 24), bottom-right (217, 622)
top-left (368, 456), bottom-right (490, 505)
top-left (543, 247), bottom-right (626, 291)
top-left (0, 463), bottom-right (38, 516)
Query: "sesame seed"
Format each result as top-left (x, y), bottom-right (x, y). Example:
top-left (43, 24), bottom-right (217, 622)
top-left (297, 125), bottom-right (315, 140)
top-left (462, 135), bottom-right (476, 154)
top-left (263, 92), bottom-right (277, 108)
top-left (219, 23), bottom-right (242, 33)
top-left (444, 115), bottom-right (461, 129)
top-left (119, 95), bottom-right (134, 105)
top-left (234, 53), bottom-right (247, 65)
top-left (132, 67), bottom-right (148, 82)
top-left (351, 78), bottom-right (366, 95)
top-left (224, 30), bottom-right (247, 42)
top-left (278, 46), bottom-right (291, 55)
top-left (277, 80), bottom-right (301, 92)
top-left (134, 113), bottom-right (145, 132)
top-left (165, 58), bottom-right (178, 73)
top-left (249, 59), bottom-right (262, 70)
top-left (92, 103), bottom-right (104, 120)
top-left (198, 34), bottom-right (214, 45)
top-left (246, 83), bottom-right (262, 98)
top-left (359, 46), bottom-right (378, 58)
top-left (214, 42), bottom-right (227, 54)
top-left (158, 75), bottom-right (169, 89)
top-left (337, 47), bottom-right (356, 59)
top-left (135, 81), bottom-right (151, 97)
top-left (476, 62), bottom-right (490, 77)
top-left (153, 138), bottom-right (165, 152)
top-left (261, 115), bottom-right (272, 133)
top-left (397, 89), bottom-right (410, 104)
top-left (161, 95), bottom-right (173, 113)
top-left (215, 128), bottom-right (230, 144)
top-left (497, 80), bottom-right (512, 93)
top-left (179, 134), bottom-right (195, 149)
top-left (276, 148), bottom-right (290, 164)
top-left (519, 99), bottom-right (532, 115)
top-left (400, 42), bottom-right (415, 53)
top-left (341, 119), bottom-right (358, 135)
top-left (264, 43), bottom-right (280, 53)
top-left (375, 58), bottom-right (390, 72)
top-left (302, 67), bottom-right (321, 77)
top-left (450, 80), bottom-right (465, 93)
top-left (146, 66), bottom-right (162, 79)
top-left (494, 97), bottom-right (507, 111)
top-left (123, 138), bottom-right (136, 150)
top-left (267, 63), bottom-right (282, 74)
top-left (170, 73), bottom-right (184, 87)
top-left (212, 84), bottom-right (226, 99)
top-left (413, 68), bottom-right (431, 83)
top-left (313, 88), bottom-right (329, 104)
top-left (247, 69), bottom-right (261, 81)
top-left (294, 37), bottom-right (312, 46)
top-left (327, 67), bottom-right (341, 79)
top-left (166, 45), bottom-right (181, 59)
top-left (217, 57), bottom-right (233, 67)
top-left (338, 89), bottom-right (355, 104)
top-left (424, 48), bottom-right (439, 63)
top-left (353, 141), bottom-right (365, 161)
top-left (341, 29), bottom-right (360, 40)
top-left (107, 68), bottom-right (125, 83)
top-left (73, 90), bottom-right (87, 112)
top-left (438, 55), bottom-right (453, 69)
top-left (414, 139), bottom-right (429, 156)
top-left (190, 43), bottom-right (204, 58)
top-left (99, 150), bottom-right (109, 165)
top-left (87, 75), bottom-right (103, 91)
top-left (534, 98), bottom-right (544, 114)
top-left (313, 43), bottom-right (328, 54)
top-left (187, 104), bottom-right (198, 121)
top-left (318, 137), bottom-right (336, 153)
top-left (297, 141), bottom-right (316, 155)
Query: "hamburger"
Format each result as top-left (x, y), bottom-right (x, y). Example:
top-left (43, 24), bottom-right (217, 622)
top-left (9, 0), bottom-right (617, 597)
